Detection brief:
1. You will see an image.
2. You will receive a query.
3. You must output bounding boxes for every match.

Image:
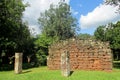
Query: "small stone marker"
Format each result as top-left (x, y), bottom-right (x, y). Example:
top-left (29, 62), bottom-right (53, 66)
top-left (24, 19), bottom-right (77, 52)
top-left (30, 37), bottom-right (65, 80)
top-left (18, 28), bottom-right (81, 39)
top-left (61, 51), bottom-right (70, 77)
top-left (14, 53), bottom-right (23, 74)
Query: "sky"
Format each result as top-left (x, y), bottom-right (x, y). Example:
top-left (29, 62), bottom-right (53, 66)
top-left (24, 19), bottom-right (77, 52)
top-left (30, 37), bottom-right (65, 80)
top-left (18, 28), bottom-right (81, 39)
top-left (23, 0), bottom-right (120, 35)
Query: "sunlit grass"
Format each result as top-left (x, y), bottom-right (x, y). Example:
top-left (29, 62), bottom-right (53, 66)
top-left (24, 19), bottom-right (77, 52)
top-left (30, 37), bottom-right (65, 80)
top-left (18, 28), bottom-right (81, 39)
top-left (0, 66), bottom-right (120, 80)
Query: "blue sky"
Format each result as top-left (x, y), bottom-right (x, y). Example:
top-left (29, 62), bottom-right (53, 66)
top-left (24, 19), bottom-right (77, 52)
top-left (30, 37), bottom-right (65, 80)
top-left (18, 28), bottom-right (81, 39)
top-left (70, 0), bottom-right (103, 35)
top-left (70, 0), bottom-right (103, 15)
top-left (23, 0), bottom-right (120, 35)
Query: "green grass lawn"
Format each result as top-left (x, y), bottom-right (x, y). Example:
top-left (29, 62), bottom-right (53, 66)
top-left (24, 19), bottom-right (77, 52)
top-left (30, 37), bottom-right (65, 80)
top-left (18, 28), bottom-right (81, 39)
top-left (0, 67), bottom-right (120, 80)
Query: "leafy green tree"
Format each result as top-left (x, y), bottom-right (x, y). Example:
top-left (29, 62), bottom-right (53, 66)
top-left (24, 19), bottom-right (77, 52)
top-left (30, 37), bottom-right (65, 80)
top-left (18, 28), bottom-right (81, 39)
top-left (38, 2), bottom-right (77, 40)
top-left (94, 26), bottom-right (106, 41)
top-left (106, 22), bottom-right (120, 60)
top-left (34, 34), bottom-right (53, 66)
top-left (36, 2), bottom-right (78, 66)
top-left (0, 0), bottom-right (32, 67)
top-left (0, 0), bottom-right (26, 51)
top-left (94, 21), bottom-right (120, 60)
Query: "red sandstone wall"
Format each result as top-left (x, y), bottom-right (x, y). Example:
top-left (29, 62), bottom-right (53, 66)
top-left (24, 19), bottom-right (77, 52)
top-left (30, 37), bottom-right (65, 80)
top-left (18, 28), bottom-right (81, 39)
top-left (47, 39), bottom-right (112, 71)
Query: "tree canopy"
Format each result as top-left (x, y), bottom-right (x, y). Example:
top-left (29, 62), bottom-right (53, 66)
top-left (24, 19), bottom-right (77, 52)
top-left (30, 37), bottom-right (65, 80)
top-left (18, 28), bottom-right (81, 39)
top-left (105, 0), bottom-right (120, 12)
top-left (94, 21), bottom-right (120, 49)
top-left (0, 0), bottom-right (34, 68)
top-left (0, 0), bottom-right (29, 52)
top-left (38, 2), bottom-right (77, 40)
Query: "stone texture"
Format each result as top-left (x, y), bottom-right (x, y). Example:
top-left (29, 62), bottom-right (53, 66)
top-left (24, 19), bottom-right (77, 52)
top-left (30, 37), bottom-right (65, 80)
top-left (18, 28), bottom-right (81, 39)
top-left (47, 39), bottom-right (113, 71)
top-left (14, 53), bottom-right (23, 74)
top-left (61, 51), bottom-right (70, 77)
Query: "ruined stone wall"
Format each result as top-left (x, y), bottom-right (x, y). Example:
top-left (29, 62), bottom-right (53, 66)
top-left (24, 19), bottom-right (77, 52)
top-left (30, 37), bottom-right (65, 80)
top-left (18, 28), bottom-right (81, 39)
top-left (47, 39), bottom-right (112, 71)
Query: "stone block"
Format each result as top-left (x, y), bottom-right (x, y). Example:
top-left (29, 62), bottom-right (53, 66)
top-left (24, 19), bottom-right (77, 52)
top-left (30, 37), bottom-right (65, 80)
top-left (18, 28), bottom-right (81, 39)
top-left (61, 51), bottom-right (70, 77)
top-left (14, 53), bottom-right (23, 74)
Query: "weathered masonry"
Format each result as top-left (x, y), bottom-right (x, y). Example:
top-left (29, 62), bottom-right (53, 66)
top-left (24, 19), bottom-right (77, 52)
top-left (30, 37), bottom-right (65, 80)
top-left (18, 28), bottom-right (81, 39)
top-left (47, 39), bottom-right (113, 71)
top-left (14, 53), bottom-right (23, 74)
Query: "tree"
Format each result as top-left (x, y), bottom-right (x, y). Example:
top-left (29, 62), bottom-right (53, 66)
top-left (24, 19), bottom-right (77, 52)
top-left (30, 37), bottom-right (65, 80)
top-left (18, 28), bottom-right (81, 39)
top-left (94, 26), bottom-right (106, 41)
top-left (94, 21), bottom-right (120, 60)
top-left (0, 0), bottom-right (26, 51)
top-left (38, 2), bottom-right (77, 40)
top-left (34, 34), bottom-right (53, 66)
top-left (36, 2), bottom-right (78, 66)
top-left (104, 0), bottom-right (120, 12)
top-left (0, 0), bottom-right (32, 67)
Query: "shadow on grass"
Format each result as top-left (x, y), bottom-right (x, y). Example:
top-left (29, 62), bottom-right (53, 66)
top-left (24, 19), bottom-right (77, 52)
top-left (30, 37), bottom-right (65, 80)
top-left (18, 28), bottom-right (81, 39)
top-left (22, 70), bottom-right (32, 74)
top-left (70, 71), bottom-right (74, 76)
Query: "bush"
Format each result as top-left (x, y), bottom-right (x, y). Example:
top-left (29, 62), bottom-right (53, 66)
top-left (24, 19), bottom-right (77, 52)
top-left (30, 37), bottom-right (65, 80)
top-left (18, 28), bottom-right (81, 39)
top-left (35, 53), bottom-right (47, 66)
top-left (0, 64), bottom-right (14, 71)
top-left (22, 63), bottom-right (36, 69)
top-left (113, 61), bottom-right (120, 69)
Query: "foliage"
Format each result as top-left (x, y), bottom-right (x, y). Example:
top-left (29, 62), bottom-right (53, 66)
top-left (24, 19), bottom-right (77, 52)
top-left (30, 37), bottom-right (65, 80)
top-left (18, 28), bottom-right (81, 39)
top-left (105, 0), bottom-right (120, 6)
top-left (34, 34), bottom-right (53, 49)
top-left (0, 0), bottom-right (31, 52)
top-left (36, 2), bottom-right (78, 66)
top-left (0, 63), bottom-right (35, 71)
top-left (0, 0), bottom-right (33, 66)
top-left (94, 21), bottom-right (120, 60)
top-left (113, 61), bottom-right (120, 69)
top-left (94, 26), bottom-right (106, 41)
top-left (0, 64), bottom-right (14, 71)
top-left (77, 33), bottom-right (94, 40)
top-left (35, 53), bottom-right (46, 66)
top-left (22, 63), bottom-right (35, 69)
top-left (94, 21), bottom-right (120, 49)
top-left (34, 34), bottom-right (53, 66)
top-left (0, 67), bottom-right (120, 80)
top-left (104, 0), bottom-right (120, 12)
top-left (38, 2), bottom-right (77, 40)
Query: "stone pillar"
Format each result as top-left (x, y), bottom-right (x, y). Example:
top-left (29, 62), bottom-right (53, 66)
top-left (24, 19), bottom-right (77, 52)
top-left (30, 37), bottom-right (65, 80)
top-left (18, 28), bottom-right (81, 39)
top-left (14, 53), bottom-right (23, 74)
top-left (61, 51), bottom-right (70, 77)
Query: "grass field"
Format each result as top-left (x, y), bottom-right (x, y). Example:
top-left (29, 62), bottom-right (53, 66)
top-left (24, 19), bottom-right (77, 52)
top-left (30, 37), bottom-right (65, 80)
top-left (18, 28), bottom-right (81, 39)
top-left (0, 67), bottom-right (120, 80)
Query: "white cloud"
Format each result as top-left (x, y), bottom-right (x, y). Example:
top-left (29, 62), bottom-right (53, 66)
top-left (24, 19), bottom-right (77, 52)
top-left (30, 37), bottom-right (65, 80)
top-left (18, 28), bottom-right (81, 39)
top-left (74, 11), bottom-right (79, 15)
top-left (23, 0), bottom-right (70, 35)
top-left (71, 8), bottom-right (79, 15)
top-left (79, 4), bottom-right (120, 29)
